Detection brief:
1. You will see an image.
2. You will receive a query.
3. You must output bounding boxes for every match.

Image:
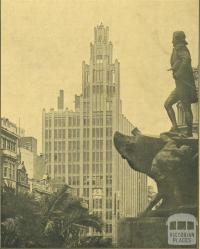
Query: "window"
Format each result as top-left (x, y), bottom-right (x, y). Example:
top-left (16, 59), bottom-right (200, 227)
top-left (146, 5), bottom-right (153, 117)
top-left (49, 130), bottom-right (52, 139)
top-left (77, 129), bottom-right (80, 138)
top-left (45, 130), bottom-right (48, 139)
top-left (73, 117), bottom-right (76, 126)
top-left (73, 141), bottom-right (76, 150)
top-left (96, 70), bottom-right (103, 82)
top-left (106, 188), bottom-right (112, 197)
top-left (83, 128), bottom-right (87, 138)
top-left (62, 141), bottom-right (65, 151)
top-left (77, 117), bottom-right (80, 126)
top-left (106, 199), bottom-right (112, 209)
top-left (84, 152), bottom-right (89, 162)
top-left (58, 153), bottom-right (61, 162)
top-left (54, 142), bottom-right (57, 151)
top-left (68, 141), bottom-right (72, 150)
top-left (58, 119), bottom-right (61, 127)
top-left (77, 141), bottom-right (80, 150)
top-left (58, 164), bottom-right (61, 174)
top-left (73, 152), bottom-right (76, 161)
top-left (93, 70), bottom-right (96, 82)
top-left (112, 71), bottom-right (115, 83)
top-left (83, 176), bottom-right (89, 185)
top-left (68, 117), bottom-right (72, 126)
top-left (92, 128), bottom-right (95, 137)
top-left (68, 164), bottom-right (72, 174)
top-left (100, 128), bottom-right (103, 137)
top-left (45, 142), bottom-right (49, 152)
top-left (68, 129), bottom-right (72, 138)
top-left (106, 224), bottom-right (112, 233)
top-left (83, 188), bottom-right (89, 197)
top-left (106, 140), bottom-right (112, 150)
top-left (106, 151), bottom-right (112, 161)
top-left (54, 119), bottom-right (58, 127)
top-left (68, 153), bottom-right (72, 162)
top-left (62, 153), bottom-right (65, 162)
top-left (106, 71), bottom-right (109, 82)
top-left (106, 176), bottom-right (112, 185)
top-left (100, 164), bottom-right (103, 174)
top-left (58, 142), bottom-right (61, 151)
top-left (106, 211), bottom-right (112, 220)
top-left (45, 119), bottom-right (49, 127)
top-left (54, 130), bottom-right (57, 139)
top-left (2, 138), bottom-right (6, 149)
top-left (96, 55), bottom-right (103, 64)
top-left (3, 166), bottom-right (8, 178)
top-left (106, 128), bottom-right (112, 137)
top-left (83, 164), bottom-right (89, 175)
top-left (77, 153), bottom-right (80, 162)
top-left (92, 152), bottom-right (95, 161)
top-left (62, 119), bottom-right (66, 127)
top-left (93, 199), bottom-right (102, 209)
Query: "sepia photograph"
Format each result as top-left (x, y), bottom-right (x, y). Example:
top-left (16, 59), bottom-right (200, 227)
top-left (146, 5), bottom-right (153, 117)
top-left (1, 0), bottom-right (199, 248)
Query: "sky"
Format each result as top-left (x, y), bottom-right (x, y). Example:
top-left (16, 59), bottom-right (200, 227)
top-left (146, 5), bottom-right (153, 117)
top-left (2, 0), bottom-right (199, 153)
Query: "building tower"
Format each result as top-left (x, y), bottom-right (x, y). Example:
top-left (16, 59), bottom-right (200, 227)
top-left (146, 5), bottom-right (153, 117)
top-left (42, 24), bottom-right (148, 243)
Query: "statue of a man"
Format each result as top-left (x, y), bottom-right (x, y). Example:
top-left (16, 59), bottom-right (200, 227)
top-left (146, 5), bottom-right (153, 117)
top-left (164, 31), bottom-right (198, 137)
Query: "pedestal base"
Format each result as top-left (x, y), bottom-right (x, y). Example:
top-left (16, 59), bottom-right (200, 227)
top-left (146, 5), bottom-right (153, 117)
top-left (117, 216), bottom-right (197, 248)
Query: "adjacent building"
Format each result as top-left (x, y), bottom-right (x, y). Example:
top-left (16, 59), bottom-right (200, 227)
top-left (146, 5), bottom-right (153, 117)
top-left (16, 161), bottom-right (30, 193)
top-left (20, 147), bottom-right (35, 179)
top-left (20, 136), bottom-right (45, 180)
top-left (29, 174), bottom-right (53, 200)
top-left (1, 118), bottom-right (48, 197)
top-left (20, 136), bottom-right (37, 154)
top-left (42, 24), bottom-right (148, 243)
top-left (1, 118), bottom-right (19, 189)
top-left (34, 153), bottom-right (46, 180)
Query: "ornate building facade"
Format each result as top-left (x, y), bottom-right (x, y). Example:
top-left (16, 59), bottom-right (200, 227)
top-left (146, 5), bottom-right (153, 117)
top-left (1, 118), bottom-right (29, 191)
top-left (42, 24), bottom-right (148, 243)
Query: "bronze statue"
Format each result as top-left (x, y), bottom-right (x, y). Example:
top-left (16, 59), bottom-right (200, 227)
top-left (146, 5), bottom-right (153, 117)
top-left (164, 31), bottom-right (198, 137)
top-left (114, 129), bottom-right (198, 216)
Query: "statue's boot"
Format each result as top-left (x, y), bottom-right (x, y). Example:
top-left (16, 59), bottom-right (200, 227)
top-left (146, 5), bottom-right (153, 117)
top-left (169, 126), bottom-right (180, 133)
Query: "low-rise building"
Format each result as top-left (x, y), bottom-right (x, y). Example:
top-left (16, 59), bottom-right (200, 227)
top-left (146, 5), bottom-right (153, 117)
top-left (34, 153), bottom-right (46, 180)
top-left (29, 174), bottom-right (53, 200)
top-left (1, 118), bottom-right (19, 189)
top-left (16, 161), bottom-right (30, 193)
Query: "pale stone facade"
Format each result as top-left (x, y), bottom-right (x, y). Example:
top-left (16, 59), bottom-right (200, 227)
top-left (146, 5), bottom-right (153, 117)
top-left (42, 24), bottom-right (148, 243)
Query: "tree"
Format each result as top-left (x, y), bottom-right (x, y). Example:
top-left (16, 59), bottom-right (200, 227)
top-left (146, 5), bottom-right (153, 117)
top-left (1, 184), bottom-right (103, 248)
top-left (42, 185), bottom-right (103, 247)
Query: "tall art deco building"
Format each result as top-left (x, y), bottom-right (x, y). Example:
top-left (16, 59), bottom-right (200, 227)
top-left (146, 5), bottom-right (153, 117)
top-left (42, 24), bottom-right (148, 242)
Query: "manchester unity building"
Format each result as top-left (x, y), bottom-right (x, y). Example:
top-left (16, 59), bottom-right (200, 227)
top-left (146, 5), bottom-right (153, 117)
top-left (42, 24), bottom-right (148, 242)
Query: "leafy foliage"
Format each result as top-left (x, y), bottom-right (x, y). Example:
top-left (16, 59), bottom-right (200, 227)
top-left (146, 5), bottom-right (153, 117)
top-left (1, 184), bottom-right (103, 248)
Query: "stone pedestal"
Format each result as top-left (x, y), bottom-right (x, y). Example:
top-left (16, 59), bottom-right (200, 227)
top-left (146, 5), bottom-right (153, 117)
top-left (118, 217), bottom-right (167, 248)
top-left (117, 216), bottom-right (197, 248)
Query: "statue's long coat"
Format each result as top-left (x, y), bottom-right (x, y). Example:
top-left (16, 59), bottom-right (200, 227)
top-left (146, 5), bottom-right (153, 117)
top-left (170, 44), bottom-right (198, 103)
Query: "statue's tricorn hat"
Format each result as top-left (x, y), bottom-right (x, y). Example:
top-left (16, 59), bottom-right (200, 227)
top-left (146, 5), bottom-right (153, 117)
top-left (172, 31), bottom-right (188, 45)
